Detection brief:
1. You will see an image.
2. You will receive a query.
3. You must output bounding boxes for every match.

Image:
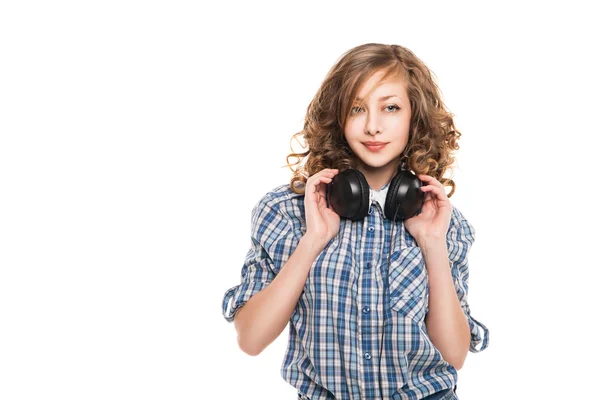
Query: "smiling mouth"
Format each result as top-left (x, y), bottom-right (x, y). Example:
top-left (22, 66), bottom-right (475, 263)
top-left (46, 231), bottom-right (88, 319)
top-left (363, 143), bottom-right (387, 152)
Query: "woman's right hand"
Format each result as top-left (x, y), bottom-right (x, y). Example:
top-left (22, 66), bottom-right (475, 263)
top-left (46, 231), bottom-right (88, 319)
top-left (303, 168), bottom-right (341, 247)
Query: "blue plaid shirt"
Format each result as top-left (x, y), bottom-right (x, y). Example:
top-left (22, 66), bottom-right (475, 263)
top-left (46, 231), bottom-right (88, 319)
top-left (222, 182), bottom-right (489, 400)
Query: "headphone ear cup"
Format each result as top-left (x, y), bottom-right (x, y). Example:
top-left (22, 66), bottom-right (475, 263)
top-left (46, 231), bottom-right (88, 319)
top-left (384, 170), bottom-right (425, 221)
top-left (326, 169), bottom-right (370, 221)
top-left (384, 173), bottom-right (404, 220)
top-left (355, 170), bottom-right (370, 219)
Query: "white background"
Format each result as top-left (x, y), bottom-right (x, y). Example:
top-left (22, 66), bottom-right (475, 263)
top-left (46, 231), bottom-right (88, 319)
top-left (1, 1), bottom-right (598, 399)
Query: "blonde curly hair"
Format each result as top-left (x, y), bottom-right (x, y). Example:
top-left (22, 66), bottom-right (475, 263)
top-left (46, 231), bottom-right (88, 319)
top-left (286, 43), bottom-right (463, 198)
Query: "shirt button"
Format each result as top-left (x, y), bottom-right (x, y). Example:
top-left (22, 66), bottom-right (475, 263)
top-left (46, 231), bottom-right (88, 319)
top-left (364, 352), bottom-right (372, 360)
top-left (362, 306), bottom-right (370, 313)
top-left (367, 226), bottom-right (374, 232)
top-left (365, 262), bottom-right (371, 269)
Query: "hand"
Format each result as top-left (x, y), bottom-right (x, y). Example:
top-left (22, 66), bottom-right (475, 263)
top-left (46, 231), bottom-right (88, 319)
top-left (304, 168), bottom-right (341, 247)
top-left (404, 174), bottom-right (452, 244)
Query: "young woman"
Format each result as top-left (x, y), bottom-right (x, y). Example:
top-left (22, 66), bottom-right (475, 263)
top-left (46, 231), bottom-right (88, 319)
top-left (221, 43), bottom-right (489, 400)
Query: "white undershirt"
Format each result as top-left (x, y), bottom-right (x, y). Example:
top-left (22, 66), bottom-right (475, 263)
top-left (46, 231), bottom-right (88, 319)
top-left (369, 180), bottom-right (391, 210)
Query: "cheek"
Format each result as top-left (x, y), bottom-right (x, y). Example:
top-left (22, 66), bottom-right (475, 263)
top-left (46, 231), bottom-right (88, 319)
top-left (390, 115), bottom-right (411, 129)
top-left (343, 121), bottom-right (361, 140)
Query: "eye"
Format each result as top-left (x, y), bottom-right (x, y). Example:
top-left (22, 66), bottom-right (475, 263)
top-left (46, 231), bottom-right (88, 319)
top-left (350, 104), bottom-right (400, 115)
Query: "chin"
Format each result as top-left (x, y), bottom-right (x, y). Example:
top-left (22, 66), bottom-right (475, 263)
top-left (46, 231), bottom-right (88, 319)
top-left (358, 156), bottom-right (397, 169)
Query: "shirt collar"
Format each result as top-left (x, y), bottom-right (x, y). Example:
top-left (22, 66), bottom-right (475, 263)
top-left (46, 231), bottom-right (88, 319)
top-left (369, 180), bottom-right (391, 210)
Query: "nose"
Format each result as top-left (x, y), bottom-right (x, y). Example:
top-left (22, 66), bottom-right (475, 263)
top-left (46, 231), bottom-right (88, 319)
top-left (365, 111), bottom-right (381, 136)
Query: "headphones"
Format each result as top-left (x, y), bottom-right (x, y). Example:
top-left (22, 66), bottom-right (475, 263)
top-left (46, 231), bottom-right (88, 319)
top-left (325, 167), bottom-right (425, 221)
top-left (325, 166), bottom-right (426, 398)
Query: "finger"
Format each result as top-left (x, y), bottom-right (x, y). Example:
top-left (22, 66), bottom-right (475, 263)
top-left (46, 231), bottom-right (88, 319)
top-left (420, 184), bottom-right (448, 199)
top-left (307, 169), bottom-right (339, 182)
top-left (321, 169), bottom-right (339, 177)
top-left (310, 175), bottom-right (334, 184)
top-left (419, 178), bottom-right (446, 194)
top-left (306, 175), bottom-right (334, 200)
top-left (424, 191), bottom-right (432, 203)
top-left (418, 174), bottom-right (444, 189)
top-left (318, 168), bottom-right (339, 174)
top-left (306, 169), bottom-right (338, 189)
top-left (309, 178), bottom-right (333, 192)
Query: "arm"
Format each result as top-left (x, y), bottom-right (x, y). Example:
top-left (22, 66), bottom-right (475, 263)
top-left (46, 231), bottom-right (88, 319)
top-left (407, 176), bottom-right (489, 369)
top-left (234, 234), bottom-right (325, 356)
top-left (421, 211), bottom-right (490, 369)
top-left (222, 169), bottom-right (340, 356)
top-left (421, 238), bottom-right (470, 370)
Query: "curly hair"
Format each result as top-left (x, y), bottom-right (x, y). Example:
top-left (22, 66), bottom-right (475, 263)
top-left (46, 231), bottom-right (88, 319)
top-left (285, 43), bottom-right (463, 198)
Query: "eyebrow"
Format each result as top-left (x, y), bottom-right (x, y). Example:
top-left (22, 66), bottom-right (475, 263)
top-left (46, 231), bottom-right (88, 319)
top-left (354, 94), bottom-right (401, 102)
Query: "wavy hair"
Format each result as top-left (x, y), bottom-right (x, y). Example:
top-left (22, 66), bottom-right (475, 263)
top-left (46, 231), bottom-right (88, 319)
top-left (285, 43), bottom-right (463, 197)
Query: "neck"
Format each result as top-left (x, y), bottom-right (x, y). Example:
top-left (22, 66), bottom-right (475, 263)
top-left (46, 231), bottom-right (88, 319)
top-left (357, 159), bottom-right (400, 191)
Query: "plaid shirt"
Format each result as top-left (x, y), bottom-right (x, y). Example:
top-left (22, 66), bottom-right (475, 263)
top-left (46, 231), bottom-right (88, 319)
top-left (222, 182), bottom-right (489, 400)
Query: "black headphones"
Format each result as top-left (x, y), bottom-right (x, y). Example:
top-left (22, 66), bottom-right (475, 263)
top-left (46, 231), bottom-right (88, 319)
top-left (325, 167), bottom-right (425, 221)
top-left (325, 166), bottom-right (426, 398)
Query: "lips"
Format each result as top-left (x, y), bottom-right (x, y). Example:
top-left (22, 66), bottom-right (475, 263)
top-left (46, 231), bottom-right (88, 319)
top-left (363, 142), bottom-right (387, 152)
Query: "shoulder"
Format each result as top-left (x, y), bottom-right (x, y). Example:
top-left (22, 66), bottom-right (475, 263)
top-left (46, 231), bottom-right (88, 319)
top-left (450, 203), bottom-right (473, 228)
top-left (251, 183), bottom-right (306, 226)
top-left (249, 184), bottom-right (306, 245)
top-left (448, 203), bottom-right (476, 243)
top-left (254, 184), bottom-right (304, 213)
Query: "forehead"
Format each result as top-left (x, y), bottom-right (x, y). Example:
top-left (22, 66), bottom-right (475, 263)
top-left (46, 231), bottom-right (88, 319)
top-left (355, 70), bottom-right (407, 100)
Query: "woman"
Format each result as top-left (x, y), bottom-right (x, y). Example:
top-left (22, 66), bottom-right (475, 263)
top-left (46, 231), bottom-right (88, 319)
top-left (222, 43), bottom-right (489, 400)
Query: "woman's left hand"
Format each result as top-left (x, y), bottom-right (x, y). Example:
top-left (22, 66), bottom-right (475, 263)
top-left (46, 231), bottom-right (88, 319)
top-left (404, 174), bottom-right (452, 245)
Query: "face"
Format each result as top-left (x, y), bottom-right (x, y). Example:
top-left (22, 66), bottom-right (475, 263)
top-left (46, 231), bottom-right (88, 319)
top-left (343, 70), bottom-right (411, 178)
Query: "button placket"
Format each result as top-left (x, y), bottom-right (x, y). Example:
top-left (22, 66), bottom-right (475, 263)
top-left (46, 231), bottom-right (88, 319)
top-left (356, 198), bottom-right (382, 391)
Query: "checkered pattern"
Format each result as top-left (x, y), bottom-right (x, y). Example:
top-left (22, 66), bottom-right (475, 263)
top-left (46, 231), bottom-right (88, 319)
top-left (222, 184), bottom-right (489, 400)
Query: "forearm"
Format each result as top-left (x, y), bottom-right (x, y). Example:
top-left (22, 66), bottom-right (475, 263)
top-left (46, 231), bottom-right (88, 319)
top-left (234, 234), bottom-right (326, 356)
top-left (420, 238), bottom-right (470, 370)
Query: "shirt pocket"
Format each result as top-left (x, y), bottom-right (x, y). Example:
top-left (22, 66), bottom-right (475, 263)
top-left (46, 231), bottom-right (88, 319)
top-left (387, 246), bottom-right (428, 322)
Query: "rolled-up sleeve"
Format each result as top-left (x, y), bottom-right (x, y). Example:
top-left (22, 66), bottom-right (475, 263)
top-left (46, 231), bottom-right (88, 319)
top-left (221, 192), bottom-right (299, 323)
top-left (446, 206), bottom-right (490, 353)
